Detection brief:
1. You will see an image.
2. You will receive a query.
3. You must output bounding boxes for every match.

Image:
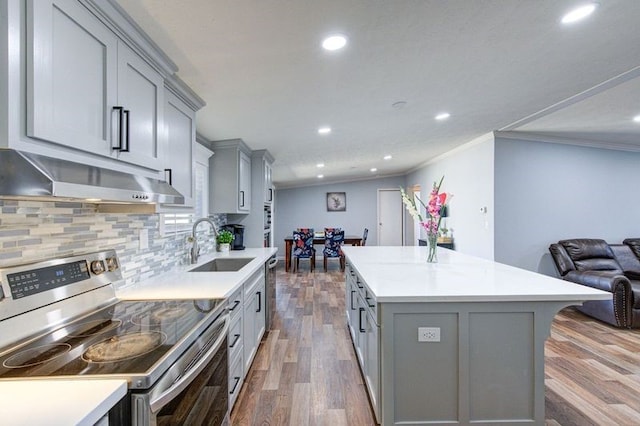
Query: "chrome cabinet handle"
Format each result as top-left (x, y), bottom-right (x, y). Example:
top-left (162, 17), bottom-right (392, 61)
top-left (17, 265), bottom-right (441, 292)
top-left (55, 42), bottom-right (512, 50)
top-left (256, 291), bottom-right (262, 313)
top-left (359, 307), bottom-right (365, 333)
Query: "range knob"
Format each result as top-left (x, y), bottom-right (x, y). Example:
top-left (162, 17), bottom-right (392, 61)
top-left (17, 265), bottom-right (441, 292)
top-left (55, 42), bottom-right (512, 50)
top-left (90, 260), bottom-right (106, 275)
top-left (105, 257), bottom-right (119, 272)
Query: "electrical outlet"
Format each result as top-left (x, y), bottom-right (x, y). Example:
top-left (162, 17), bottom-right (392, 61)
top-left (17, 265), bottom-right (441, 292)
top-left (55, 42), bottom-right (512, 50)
top-left (418, 327), bottom-right (440, 342)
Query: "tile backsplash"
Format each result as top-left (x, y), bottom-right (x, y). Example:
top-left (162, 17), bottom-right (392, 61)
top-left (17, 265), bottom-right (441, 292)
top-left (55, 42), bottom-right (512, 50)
top-left (0, 200), bottom-right (226, 290)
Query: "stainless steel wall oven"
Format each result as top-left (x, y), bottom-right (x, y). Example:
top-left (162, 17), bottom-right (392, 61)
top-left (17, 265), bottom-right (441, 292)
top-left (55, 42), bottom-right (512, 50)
top-left (0, 250), bottom-right (229, 425)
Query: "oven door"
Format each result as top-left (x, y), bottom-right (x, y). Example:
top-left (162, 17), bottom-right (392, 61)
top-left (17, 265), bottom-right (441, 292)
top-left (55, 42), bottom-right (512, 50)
top-left (131, 312), bottom-right (230, 426)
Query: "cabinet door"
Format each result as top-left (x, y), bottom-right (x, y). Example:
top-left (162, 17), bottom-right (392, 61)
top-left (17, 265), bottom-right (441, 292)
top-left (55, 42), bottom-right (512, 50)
top-left (264, 160), bottom-right (273, 204)
top-left (365, 311), bottom-right (380, 417)
top-left (355, 293), bottom-right (366, 367)
top-left (255, 279), bottom-right (266, 341)
top-left (115, 41), bottom-right (164, 170)
top-left (27, 0), bottom-right (117, 154)
top-left (163, 90), bottom-right (195, 206)
top-left (228, 350), bottom-right (244, 410)
top-left (243, 293), bottom-right (257, 372)
top-left (347, 279), bottom-right (359, 342)
top-left (238, 150), bottom-right (251, 211)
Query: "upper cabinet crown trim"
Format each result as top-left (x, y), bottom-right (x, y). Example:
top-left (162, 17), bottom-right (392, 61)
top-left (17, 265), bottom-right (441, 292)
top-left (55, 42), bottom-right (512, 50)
top-left (81, 0), bottom-right (178, 78)
top-left (165, 74), bottom-right (206, 112)
top-left (251, 149), bottom-right (274, 164)
top-left (211, 138), bottom-right (252, 155)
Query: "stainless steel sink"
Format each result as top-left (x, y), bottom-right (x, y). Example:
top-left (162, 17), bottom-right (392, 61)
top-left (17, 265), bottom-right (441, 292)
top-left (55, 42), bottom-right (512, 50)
top-left (188, 257), bottom-right (255, 272)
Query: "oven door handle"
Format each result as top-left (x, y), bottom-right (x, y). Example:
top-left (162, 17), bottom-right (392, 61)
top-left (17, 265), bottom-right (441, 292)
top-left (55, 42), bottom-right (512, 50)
top-left (149, 313), bottom-right (229, 413)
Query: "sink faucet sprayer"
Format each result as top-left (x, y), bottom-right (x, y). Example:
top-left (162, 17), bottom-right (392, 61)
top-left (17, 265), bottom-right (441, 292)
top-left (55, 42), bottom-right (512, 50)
top-left (189, 218), bottom-right (219, 264)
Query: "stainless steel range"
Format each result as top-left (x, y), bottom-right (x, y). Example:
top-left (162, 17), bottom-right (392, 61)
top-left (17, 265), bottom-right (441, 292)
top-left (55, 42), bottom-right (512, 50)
top-left (0, 250), bottom-right (229, 425)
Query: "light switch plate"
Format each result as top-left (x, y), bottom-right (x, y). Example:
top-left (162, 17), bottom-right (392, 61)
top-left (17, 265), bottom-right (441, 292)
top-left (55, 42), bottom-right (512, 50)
top-left (139, 228), bottom-right (149, 250)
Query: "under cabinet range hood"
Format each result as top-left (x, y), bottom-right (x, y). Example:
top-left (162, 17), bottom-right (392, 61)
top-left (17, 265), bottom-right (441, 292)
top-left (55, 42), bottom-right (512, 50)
top-left (0, 149), bottom-right (184, 205)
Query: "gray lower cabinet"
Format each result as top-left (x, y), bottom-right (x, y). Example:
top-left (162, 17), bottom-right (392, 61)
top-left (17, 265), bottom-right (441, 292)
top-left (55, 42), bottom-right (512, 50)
top-left (227, 284), bottom-right (244, 410)
top-left (227, 267), bottom-right (266, 411)
top-left (243, 268), bottom-right (266, 372)
top-left (347, 261), bottom-right (562, 425)
top-left (346, 264), bottom-right (381, 423)
top-left (27, 0), bottom-right (165, 171)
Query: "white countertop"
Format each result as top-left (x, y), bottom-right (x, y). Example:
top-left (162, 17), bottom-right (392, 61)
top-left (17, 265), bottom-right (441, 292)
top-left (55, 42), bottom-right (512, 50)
top-left (117, 248), bottom-right (277, 300)
top-left (0, 248), bottom-right (277, 425)
top-left (342, 246), bottom-right (611, 303)
top-left (0, 379), bottom-right (127, 426)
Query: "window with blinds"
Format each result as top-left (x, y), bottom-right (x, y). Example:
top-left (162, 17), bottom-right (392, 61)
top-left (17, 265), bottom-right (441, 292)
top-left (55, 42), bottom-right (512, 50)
top-left (161, 213), bottom-right (193, 235)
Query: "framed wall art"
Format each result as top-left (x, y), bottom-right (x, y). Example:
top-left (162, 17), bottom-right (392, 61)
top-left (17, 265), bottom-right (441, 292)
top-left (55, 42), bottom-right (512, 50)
top-left (326, 192), bottom-right (346, 212)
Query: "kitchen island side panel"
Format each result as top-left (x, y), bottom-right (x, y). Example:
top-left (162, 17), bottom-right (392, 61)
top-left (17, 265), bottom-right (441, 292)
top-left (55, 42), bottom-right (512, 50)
top-left (381, 301), bottom-right (572, 425)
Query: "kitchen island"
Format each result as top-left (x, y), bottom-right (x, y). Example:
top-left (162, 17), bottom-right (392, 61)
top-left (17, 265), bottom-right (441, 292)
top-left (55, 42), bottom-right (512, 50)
top-left (342, 246), bottom-right (610, 426)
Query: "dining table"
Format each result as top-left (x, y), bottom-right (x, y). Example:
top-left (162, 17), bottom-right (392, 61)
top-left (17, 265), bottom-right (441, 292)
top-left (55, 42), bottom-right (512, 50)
top-left (284, 235), bottom-right (362, 272)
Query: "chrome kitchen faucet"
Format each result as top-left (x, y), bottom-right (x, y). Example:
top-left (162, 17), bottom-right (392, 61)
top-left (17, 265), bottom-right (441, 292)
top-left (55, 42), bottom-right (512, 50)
top-left (190, 218), bottom-right (219, 264)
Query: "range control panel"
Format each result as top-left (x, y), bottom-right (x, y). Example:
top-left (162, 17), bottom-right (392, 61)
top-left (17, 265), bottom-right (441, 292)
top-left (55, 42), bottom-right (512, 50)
top-left (7, 260), bottom-right (90, 300)
top-left (0, 250), bottom-right (122, 319)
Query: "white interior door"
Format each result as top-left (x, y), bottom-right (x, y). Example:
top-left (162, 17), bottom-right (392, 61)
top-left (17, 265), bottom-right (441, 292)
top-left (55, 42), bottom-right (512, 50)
top-left (377, 189), bottom-right (404, 246)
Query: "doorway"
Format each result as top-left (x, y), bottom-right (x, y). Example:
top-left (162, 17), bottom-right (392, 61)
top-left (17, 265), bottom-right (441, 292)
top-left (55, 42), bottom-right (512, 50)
top-left (377, 188), bottom-right (404, 246)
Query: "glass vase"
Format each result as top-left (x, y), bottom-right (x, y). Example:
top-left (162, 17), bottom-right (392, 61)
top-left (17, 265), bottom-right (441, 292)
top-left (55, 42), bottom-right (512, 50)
top-left (427, 233), bottom-right (438, 263)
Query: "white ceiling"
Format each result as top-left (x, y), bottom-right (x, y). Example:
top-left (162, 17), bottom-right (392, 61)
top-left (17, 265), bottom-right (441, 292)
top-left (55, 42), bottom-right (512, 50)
top-left (116, 0), bottom-right (640, 188)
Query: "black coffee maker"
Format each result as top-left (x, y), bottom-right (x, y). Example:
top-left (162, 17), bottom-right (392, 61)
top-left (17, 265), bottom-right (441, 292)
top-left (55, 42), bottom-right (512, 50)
top-left (222, 224), bottom-right (245, 250)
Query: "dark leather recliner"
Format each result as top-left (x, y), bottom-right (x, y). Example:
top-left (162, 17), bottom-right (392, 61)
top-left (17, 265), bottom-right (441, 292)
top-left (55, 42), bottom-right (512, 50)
top-left (549, 238), bottom-right (640, 328)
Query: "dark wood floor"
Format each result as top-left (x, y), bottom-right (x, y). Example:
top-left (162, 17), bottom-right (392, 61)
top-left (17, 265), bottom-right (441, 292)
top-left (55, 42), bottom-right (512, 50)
top-left (231, 267), bottom-right (640, 425)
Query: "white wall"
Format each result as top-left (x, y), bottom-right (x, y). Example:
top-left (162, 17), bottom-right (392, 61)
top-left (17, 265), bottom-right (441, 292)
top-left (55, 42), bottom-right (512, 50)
top-left (405, 134), bottom-right (495, 260)
top-left (273, 176), bottom-right (406, 259)
top-left (494, 135), bottom-right (640, 274)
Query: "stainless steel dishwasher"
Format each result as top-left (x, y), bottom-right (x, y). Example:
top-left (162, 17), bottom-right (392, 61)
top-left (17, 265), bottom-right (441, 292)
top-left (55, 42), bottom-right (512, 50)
top-left (265, 255), bottom-right (277, 330)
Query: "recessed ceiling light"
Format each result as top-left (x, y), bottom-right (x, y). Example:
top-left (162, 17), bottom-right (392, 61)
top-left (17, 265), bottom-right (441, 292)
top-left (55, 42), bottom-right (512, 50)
top-left (370, 168), bottom-right (377, 172)
top-left (435, 112), bottom-right (450, 121)
top-left (322, 35), bottom-right (347, 51)
top-left (317, 174), bottom-right (324, 179)
top-left (318, 127), bottom-right (331, 134)
top-left (317, 163), bottom-right (325, 168)
top-left (383, 155), bottom-right (392, 160)
top-left (634, 115), bottom-right (640, 122)
top-left (561, 3), bottom-right (598, 24)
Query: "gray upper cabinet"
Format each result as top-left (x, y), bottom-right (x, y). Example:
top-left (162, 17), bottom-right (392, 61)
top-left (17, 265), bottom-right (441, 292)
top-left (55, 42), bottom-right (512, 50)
top-left (2, 0), bottom-right (205, 203)
top-left (162, 78), bottom-right (206, 209)
top-left (27, 0), bottom-right (164, 171)
top-left (209, 139), bottom-right (252, 214)
top-left (263, 158), bottom-right (273, 204)
top-left (27, 0), bottom-right (118, 156)
top-left (114, 41), bottom-right (164, 170)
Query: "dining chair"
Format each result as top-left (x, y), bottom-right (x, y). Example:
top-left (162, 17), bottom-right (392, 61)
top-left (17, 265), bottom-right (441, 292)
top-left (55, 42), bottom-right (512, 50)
top-left (323, 228), bottom-right (345, 272)
top-left (293, 228), bottom-right (315, 272)
top-left (362, 228), bottom-right (369, 246)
